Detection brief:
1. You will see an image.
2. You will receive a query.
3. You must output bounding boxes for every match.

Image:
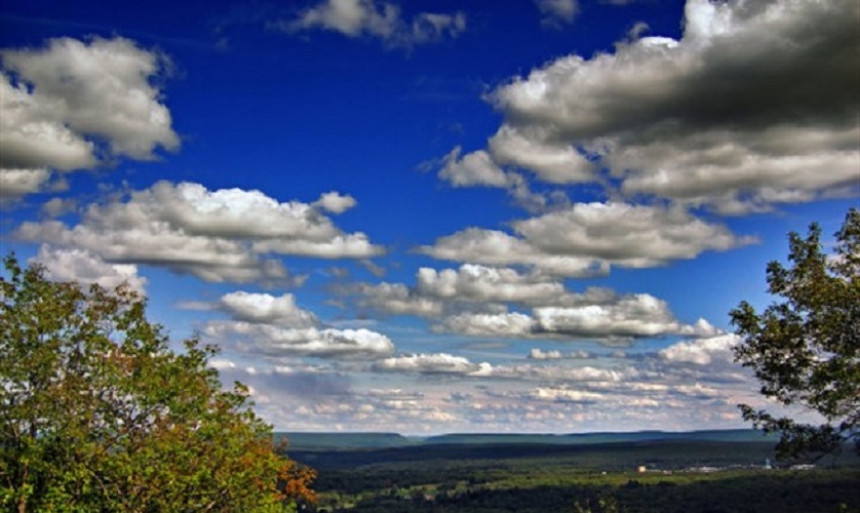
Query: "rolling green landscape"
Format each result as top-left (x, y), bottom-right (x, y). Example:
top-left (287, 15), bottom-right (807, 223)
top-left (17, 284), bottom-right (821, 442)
top-left (279, 431), bottom-right (860, 513)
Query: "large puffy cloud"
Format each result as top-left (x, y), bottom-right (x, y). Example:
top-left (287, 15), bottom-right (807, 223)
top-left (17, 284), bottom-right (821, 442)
top-left (219, 291), bottom-right (318, 327)
top-left (350, 264), bottom-right (615, 317)
top-left (32, 245), bottom-right (147, 294)
top-left (419, 202), bottom-right (753, 275)
top-left (352, 282), bottom-right (444, 317)
top-left (201, 290), bottom-right (395, 360)
top-left (460, 0), bottom-right (858, 213)
top-left (419, 228), bottom-right (606, 277)
top-left (279, 0), bottom-right (466, 48)
top-left (0, 37), bottom-right (179, 199)
top-left (659, 333), bottom-right (739, 366)
top-left (533, 294), bottom-right (684, 338)
top-left (416, 264), bottom-right (565, 304)
top-left (347, 264), bottom-right (716, 343)
top-left (436, 293), bottom-right (715, 343)
top-left (0, 169), bottom-right (53, 200)
top-left (438, 311), bottom-right (536, 337)
top-left (14, 181), bottom-right (383, 284)
top-left (206, 322), bottom-right (394, 359)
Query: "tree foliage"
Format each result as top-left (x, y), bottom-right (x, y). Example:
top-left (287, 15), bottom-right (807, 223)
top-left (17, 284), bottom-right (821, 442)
top-left (0, 254), bottom-right (315, 512)
top-left (731, 208), bottom-right (859, 461)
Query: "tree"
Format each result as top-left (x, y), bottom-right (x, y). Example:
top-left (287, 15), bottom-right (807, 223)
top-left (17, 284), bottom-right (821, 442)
top-left (0, 254), bottom-right (315, 512)
top-left (731, 208), bottom-right (859, 461)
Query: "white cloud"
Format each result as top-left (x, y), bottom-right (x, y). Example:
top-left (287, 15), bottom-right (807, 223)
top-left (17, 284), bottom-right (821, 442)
top-left (488, 126), bottom-right (594, 184)
top-left (14, 181), bottom-right (382, 284)
top-left (281, 0), bottom-right (466, 48)
top-left (438, 311), bottom-right (535, 337)
top-left (514, 202), bottom-right (752, 266)
top-left (219, 291), bottom-right (318, 327)
top-left (253, 233), bottom-right (381, 259)
top-left (438, 146), bottom-right (513, 188)
top-left (346, 264), bottom-right (716, 343)
top-left (533, 294), bottom-right (682, 338)
top-left (419, 202), bottom-right (753, 275)
top-left (480, 0), bottom-right (859, 212)
top-left (376, 353), bottom-right (492, 376)
top-left (528, 348), bottom-right (592, 360)
top-left (201, 288), bottom-right (395, 360)
top-left (659, 333), bottom-right (740, 366)
top-left (416, 264), bottom-right (565, 304)
top-left (530, 386), bottom-right (603, 403)
top-left (0, 37), bottom-right (178, 199)
top-left (0, 169), bottom-right (52, 199)
top-left (33, 245), bottom-right (147, 294)
top-left (419, 227), bottom-right (607, 278)
top-left (313, 191), bottom-right (357, 214)
top-left (206, 322), bottom-right (394, 359)
top-left (535, 0), bottom-right (579, 27)
top-left (40, 197), bottom-right (77, 218)
top-left (434, 292), bottom-right (695, 342)
top-left (353, 282), bottom-right (444, 317)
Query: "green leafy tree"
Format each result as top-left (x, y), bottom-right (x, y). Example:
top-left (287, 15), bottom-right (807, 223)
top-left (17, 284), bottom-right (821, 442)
top-left (731, 208), bottom-right (859, 461)
top-left (0, 254), bottom-right (315, 512)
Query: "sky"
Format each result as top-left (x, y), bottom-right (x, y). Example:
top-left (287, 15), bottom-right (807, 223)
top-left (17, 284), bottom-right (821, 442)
top-left (0, 0), bottom-right (858, 435)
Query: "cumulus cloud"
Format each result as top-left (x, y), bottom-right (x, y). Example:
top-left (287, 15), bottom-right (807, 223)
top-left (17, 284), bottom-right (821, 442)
top-left (438, 147), bottom-right (514, 188)
top-left (199, 289), bottom-right (395, 360)
top-left (435, 293), bottom-right (701, 343)
top-left (207, 322), bottom-right (394, 359)
top-left (313, 191), bottom-right (357, 214)
top-left (416, 264), bottom-right (565, 304)
top-left (346, 264), bottom-right (715, 343)
top-left (419, 202), bottom-right (753, 275)
top-left (419, 227), bottom-right (606, 278)
top-left (0, 169), bottom-right (52, 200)
top-left (349, 264), bottom-right (570, 318)
top-left (659, 333), bottom-right (739, 366)
top-left (0, 37), bottom-right (178, 200)
top-left (279, 0), bottom-right (466, 48)
top-left (348, 264), bottom-right (611, 317)
top-left (438, 311), bottom-right (536, 337)
top-left (32, 245), bottom-right (147, 294)
top-left (14, 181), bottom-right (383, 284)
top-left (352, 282), bottom-right (444, 317)
top-left (376, 353), bottom-right (492, 376)
top-left (472, 0), bottom-right (859, 212)
top-left (40, 197), bottom-right (77, 218)
top-left (219, 291), bottom-right (318, 327)
top-left (533, 294), bottom-right (683, 338)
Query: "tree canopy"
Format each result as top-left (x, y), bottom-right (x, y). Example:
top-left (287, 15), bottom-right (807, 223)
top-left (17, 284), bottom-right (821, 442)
top-left (731, 208), bottom-right (859, 461)
top-left (0, 254), bottom-right (315, 512)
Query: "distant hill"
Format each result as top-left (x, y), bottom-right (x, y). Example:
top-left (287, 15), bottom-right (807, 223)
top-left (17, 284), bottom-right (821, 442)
top-left (276, 431), bottom-right (415, 449)
top-left (426, 429), bottom-right (778, 446)
top-left (277, 429), bottom-right (777, 450)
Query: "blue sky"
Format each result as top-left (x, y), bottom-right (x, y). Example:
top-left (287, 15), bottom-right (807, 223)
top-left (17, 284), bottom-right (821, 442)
top-left (1, 0), bottom-right (857, 434)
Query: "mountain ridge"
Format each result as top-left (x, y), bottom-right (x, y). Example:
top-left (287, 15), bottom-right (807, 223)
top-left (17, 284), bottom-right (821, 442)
top-left (276, 428), bottom-right (778, 450)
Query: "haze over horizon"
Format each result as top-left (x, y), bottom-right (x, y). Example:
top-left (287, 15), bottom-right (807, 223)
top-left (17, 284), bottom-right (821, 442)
top-left (1, 0), bottom-right (858, 434)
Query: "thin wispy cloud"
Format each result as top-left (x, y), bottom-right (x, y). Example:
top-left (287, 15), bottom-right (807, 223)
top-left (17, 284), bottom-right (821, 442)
top-left (275, 0), bottom-right (466, 48)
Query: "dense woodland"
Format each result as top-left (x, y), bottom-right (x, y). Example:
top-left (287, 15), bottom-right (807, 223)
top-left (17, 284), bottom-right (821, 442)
top-left (284, 440), bottom-right (860, 512)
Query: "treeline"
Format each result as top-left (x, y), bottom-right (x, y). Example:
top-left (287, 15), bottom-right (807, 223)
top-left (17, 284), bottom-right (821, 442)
top-left (309, 469), bottom-right (860, 513)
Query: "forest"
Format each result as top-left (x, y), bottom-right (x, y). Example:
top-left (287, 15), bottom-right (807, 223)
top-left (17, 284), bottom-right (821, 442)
top-left (282, 436), bottom-right (860, 512)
